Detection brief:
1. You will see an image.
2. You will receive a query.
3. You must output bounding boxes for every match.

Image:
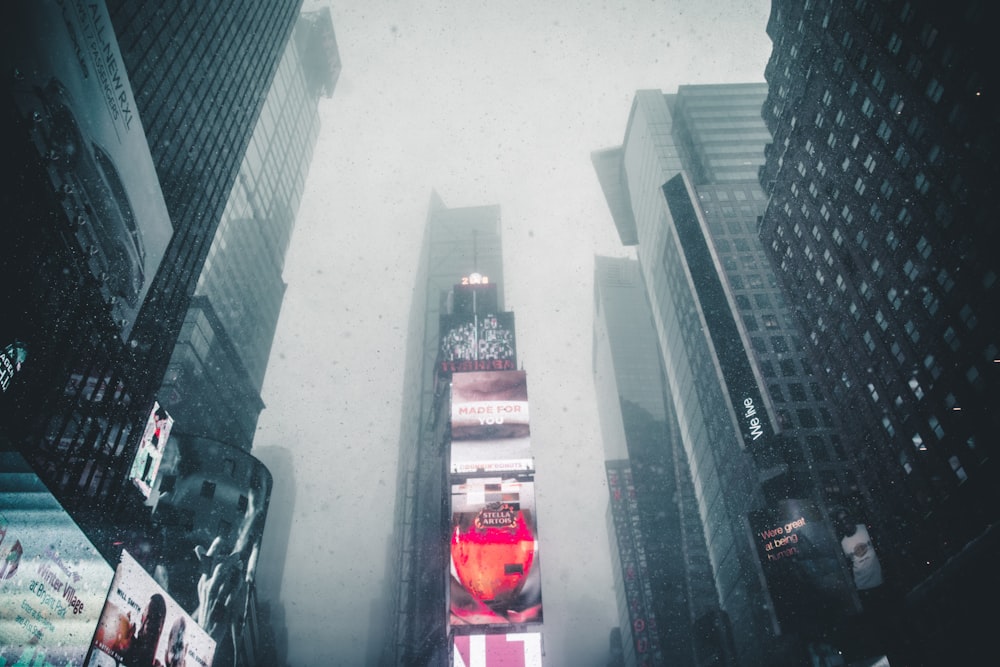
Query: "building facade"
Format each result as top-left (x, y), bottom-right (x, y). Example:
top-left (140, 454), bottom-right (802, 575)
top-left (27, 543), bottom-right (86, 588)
top-left (1, 0), bottom-right (301, 556)
top-left (759, 1), bottom-right (999, 662)
top-left (593, 256), bottom-right (727, 667)
top-left (593, 84), bottom-right (862, 665)
top-left (384, 194), bottom-right (505, 665)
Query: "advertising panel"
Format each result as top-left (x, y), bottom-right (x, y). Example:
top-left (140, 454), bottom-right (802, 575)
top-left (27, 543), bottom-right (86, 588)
top-left (450, 371), bottom-right (532, 475)
top-left (439, 312), bottom-right (517, 374)
top-left (128, 401), bottom-right (174, 498)
top-left (142, 434), bottom-right (271, 663)
top-left (452, 631), bottom-right (543, 667)
top-left (0, 341), bottom-right (28, 394)
top-left (7, 1), bottom-right (174, 341)
top-left (450, 477), bottom-right (542, 627)
top-left (87, 549), bottom-right (215, 667)
top-left (0, 451), bottom-right (115, 666)
top-left (747, 499), bottom-right (856, 636)
top-left (606, 464), bottom-right (662, 666)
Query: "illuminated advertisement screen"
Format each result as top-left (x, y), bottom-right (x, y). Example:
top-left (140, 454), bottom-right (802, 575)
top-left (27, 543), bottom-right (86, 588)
top-left (7, 1), bottom-right (174, 341)
top-left (439, 312), bottom-right (517, 374)
top-left (747, 499), bottom-right (855, 635)
top-left (451, 370), bottom-right (532, 474)
top-left (127, 402), bottom-right (174, 498)
top-left (0, 452), bottom-right (115, 667)
top-left (452, 631), bottom-right (543, 667)
top-left (450, 477), bottom-right (542, 627)
top-left (86, 549), bottom-right (215, 667)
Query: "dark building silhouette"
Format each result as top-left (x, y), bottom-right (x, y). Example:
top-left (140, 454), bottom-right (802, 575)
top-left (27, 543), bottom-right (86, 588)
top-left (759, 1), bottom-right (999, 663)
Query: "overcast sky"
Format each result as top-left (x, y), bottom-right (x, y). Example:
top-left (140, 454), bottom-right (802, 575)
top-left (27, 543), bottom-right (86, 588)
top-left (251, 1), bottom-right (774, 664)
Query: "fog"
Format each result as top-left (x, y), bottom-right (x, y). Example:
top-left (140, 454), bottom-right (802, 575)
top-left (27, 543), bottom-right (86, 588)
top-left (250, 1), bottom-right (773, 664)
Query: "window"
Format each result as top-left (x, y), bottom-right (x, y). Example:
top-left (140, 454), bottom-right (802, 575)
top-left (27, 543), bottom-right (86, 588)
top-left (887, 32), bottom-right (903, 55)
top-left (201, 480), bottom-right (217, 499)
top-left (797, 409), bottom-right (818, 428)
top-left (872, 70), bottom-right (886, 93)
top-left (861, 97), bottom-right (875, 117)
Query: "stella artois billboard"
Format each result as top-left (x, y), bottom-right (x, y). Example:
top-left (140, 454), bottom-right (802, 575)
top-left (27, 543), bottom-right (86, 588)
top-left (449, 477), bottom-right (542, 627)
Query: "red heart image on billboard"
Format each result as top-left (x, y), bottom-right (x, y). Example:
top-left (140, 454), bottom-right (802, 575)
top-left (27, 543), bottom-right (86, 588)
top-left (451, 503), bottom-right (536, 606)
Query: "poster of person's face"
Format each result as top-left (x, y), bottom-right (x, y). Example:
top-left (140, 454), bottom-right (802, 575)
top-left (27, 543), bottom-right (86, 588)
top-left (0, 452), bottom-right (115, 666)
top-left (87, 549), bottom-right (214, 667)
top-left (450, 477), bottom-right (542, 627)
top-left (450, 370), bottom-right (533, 474)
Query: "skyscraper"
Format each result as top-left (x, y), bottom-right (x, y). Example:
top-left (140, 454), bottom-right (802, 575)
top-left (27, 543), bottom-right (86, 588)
top-left (593, 255), bottom-right (725, 667)
top-left (385, 193), bottom-right (504, 665)
top-left (759, 1), bottom-right (998, 661)
top-left (1, 0), bottom-right (302, 556)
top-left (159, 6), bottom-right (340, 449)
top-left (593, 84), bottom-right (862, 665)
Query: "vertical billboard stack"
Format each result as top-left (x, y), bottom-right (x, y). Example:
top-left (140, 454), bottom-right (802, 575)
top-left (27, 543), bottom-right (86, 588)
top-left (440, 275), bottom-right (544, 667)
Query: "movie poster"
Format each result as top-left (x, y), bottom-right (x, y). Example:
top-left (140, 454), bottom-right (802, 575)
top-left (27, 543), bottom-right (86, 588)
top-left (86, 550), bottom-right (215, 667)
top-left (0, 452), bottom-right (115, 666)
top-left (450, 477), bottom-right (542, 627)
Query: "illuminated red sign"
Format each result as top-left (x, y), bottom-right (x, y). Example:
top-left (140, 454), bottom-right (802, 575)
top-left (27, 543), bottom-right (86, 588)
top-left (449, 478), bottom-right (542, 626)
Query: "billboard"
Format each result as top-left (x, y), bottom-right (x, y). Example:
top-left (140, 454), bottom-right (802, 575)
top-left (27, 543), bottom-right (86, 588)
top-left (450, 371), bottom-right (532, 475)
top-left (0, 451), bottom-right (115, 666)
top-left (452, 632), bottom-right (543, 667)
top-left (87, 549), bottom-right (215, 667)
top-left (0, 341), bottom-right (28, 394)
top-left (128, 401), bottom-right (174, 498)
top-left (747, 499), bottom-right (856, 636)
top-left (6, 0), bottom-right (174, 341)
top-left (439, 312), bottom-right (517, 374)
top-left (450, 477), bottom-right (542, 627)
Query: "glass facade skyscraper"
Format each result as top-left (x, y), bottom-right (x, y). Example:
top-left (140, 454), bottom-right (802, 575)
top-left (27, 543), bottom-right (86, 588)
top-left (593, 255), bottom-right (727, 667)
top-left (594, 84), bottom-right (862, 665)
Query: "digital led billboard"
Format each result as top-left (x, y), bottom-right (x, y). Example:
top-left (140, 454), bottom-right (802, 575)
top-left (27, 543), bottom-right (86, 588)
top-left (450, 370), bottom-right (532, 475)
top-left (87, 549), bottom-right (215, 667)
top-left (0, 452), bottom-right (115, 666)
top-left (450, 477), bottom-right (542, 627)
top-left (128, 401), bottom-right (174, 498)
top-left (452, 631), bottom-right (543, 667)
top-left (7, 1), bottom-right (174, 341)
top-left (747, 499), bottom-right (855, 635)
top-left (439, 312), bottom-right (517, 374)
